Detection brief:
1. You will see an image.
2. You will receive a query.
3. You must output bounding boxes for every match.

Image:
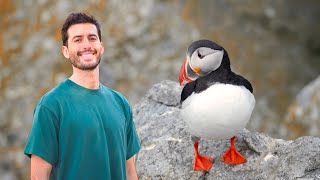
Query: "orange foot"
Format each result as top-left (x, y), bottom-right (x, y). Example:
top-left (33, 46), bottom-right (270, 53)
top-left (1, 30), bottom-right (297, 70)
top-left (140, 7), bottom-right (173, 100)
top-left (193, 142), bottom-right (214, 171)
top-left (221, 136), bottom-right (246, 165)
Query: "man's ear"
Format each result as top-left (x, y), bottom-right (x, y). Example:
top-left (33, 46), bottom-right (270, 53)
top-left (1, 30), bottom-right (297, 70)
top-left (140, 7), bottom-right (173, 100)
top-left (62, 46), bottom-right (70, 59)
top-left (101, 42), bottom-right (104, 54)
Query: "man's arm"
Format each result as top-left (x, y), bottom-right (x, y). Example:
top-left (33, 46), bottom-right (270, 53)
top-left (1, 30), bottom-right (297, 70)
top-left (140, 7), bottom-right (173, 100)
top-left (126, 156), bottom-right (138, 180)
top-left (30, 155), bottom-right (52, 180)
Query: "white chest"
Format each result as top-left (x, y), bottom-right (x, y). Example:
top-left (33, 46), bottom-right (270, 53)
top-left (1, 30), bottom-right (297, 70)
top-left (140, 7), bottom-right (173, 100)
top-left (181, 83), bottom-right (255, 140)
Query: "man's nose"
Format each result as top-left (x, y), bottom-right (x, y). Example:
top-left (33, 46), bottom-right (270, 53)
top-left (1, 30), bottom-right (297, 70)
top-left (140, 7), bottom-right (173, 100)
top-left (81, 38), bottom-right (92, 49)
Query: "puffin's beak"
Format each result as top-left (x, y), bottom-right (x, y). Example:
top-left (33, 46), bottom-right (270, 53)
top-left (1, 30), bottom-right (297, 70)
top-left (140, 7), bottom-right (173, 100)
top-left (179, 59), bottom-right (192, 85)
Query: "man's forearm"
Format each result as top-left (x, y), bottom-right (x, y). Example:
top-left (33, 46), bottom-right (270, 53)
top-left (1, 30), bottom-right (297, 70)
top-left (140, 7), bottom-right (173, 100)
top-left (31, 155), bottom-right (52, 180)
top-left (126, 156), bottom-right (138, 180)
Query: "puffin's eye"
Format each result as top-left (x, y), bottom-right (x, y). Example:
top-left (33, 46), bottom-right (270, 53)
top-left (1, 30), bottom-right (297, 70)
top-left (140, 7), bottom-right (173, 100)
top-left (198, 51), bottom-right (204, 59)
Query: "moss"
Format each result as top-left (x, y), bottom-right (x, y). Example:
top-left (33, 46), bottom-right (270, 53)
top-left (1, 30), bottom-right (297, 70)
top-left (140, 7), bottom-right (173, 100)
top-left (0, 33), bottom-right (3, 64)
top-left (82, 0), bottom-right (107, 17)
top-left (0, 0), bottom-right (16, 15)
top-left (181, 0), bottom-right (195, 23)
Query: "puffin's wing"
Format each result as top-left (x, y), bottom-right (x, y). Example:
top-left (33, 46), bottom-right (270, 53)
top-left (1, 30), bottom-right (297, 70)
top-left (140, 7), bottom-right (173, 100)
top-left (236, 75), bottom-right (253, 93)
top-left (180, 81), bottom-right (196, 104)
top-left (240, 78), bottom-right (253, 93)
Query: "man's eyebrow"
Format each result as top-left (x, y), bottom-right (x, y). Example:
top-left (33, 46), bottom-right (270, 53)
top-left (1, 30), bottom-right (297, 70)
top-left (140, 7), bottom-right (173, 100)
top-left (71, 34), bottom-right (98, 40)
top-left (72, 35), bottom-right (83, 40)
top-left (88, 34), bottom-right (98, 37)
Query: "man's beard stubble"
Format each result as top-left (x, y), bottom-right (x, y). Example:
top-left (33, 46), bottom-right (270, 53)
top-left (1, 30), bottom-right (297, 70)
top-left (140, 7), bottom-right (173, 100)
top-left (69, 50), bottom-right (101, 70)
top-left (70, 58), bottom-right (101, 70)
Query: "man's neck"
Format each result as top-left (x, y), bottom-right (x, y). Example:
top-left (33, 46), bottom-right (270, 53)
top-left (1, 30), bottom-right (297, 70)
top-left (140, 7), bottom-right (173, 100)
top-left (69, 66), bottom-right (100, 89)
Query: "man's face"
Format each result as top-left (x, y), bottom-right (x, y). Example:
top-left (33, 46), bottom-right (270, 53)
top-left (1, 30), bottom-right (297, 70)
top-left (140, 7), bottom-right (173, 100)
top-left (62, 23), bottom-right (104, 70)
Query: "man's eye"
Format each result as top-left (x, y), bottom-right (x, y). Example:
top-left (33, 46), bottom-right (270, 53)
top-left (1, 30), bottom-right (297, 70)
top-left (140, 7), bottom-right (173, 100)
top-left (90, 37), bottom-right (97, 41)
top-left (74, 39), bottom-right (80, 42)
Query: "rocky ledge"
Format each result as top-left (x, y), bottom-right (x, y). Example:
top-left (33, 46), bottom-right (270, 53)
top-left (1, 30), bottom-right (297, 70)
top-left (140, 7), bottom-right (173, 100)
top-left (133, 80), bottom-right (320, 180)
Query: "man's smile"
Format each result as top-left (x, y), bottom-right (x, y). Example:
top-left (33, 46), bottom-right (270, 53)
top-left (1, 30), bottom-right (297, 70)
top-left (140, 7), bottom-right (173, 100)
top-left (77, 50), bottom-right (96, 57)
top-left (81, 54), bottom-right (94, 58)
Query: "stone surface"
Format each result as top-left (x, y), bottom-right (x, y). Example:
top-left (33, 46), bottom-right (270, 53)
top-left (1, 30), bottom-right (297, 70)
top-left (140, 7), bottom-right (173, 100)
top-left (134, 80), bottom-right (320, 180)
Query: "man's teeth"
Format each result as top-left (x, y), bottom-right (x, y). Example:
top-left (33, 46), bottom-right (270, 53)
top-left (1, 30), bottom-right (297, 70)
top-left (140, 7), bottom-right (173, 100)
top-left (81, 54), bottom-right (93, 57)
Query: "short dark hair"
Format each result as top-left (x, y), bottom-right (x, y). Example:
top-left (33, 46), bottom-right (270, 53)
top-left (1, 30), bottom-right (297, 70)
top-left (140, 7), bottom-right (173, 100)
top-left (61, 12), bottom-right (102, 46)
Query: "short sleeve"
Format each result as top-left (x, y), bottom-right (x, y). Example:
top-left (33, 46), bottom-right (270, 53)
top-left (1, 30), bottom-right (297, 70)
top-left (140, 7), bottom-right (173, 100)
top-left (24, 104), bottom-right (59, 165)
top-left (125, 103), bottom-right (141, 160)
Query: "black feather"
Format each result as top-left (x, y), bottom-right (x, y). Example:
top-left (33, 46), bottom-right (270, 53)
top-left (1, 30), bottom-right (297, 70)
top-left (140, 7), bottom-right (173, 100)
top-left (180, 81), bottom-right (196, 104)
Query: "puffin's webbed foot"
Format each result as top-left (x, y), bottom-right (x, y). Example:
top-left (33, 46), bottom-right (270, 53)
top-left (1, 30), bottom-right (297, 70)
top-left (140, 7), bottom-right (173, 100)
top-left (192, 136), bottom-right (214, 171)
top-left (221, 136), bottom-right (246, 165)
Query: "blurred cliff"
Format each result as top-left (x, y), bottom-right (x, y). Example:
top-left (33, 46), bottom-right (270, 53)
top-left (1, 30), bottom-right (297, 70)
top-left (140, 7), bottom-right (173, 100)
top-left (0, 0), bottom-right (319, 179)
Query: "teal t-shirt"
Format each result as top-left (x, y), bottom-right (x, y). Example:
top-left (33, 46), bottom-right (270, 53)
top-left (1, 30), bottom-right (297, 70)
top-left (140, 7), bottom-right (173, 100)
top-left (24, 79), bottom-right (141, 180)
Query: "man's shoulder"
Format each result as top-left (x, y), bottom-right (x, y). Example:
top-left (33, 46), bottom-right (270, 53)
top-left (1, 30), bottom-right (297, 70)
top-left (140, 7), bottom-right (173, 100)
top-left (100, 84), bottom-right (131, 109)
top-left (101, 84), bottom-right (126, 100)
top-left (37, 80), bottom-right (69, 107)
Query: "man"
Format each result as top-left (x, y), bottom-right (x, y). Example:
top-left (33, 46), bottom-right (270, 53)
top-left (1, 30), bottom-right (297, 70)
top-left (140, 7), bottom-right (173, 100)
top-left (24, 12), bottom-right (141, 180)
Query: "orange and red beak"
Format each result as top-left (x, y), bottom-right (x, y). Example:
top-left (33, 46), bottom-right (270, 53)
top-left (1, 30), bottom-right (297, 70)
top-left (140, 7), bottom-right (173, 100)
top-left (179, 59), bottom-right (193, 85)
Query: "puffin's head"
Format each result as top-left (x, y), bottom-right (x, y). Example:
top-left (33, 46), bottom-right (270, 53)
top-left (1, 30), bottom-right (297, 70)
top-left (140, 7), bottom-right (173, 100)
top-left (179, 40), bottom-right (228, 85)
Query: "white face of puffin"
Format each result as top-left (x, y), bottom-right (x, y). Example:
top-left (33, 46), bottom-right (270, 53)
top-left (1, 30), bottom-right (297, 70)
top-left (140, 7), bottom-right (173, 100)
top-left (179, 45), bottom-right (225, 85)
top-left (188, 47), bottom-right (224, 77)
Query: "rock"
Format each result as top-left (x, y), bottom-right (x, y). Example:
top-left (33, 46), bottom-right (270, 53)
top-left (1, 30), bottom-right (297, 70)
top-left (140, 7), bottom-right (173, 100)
top-left (134, 80), bottom-right (320, 180)
top-left (285, 75), bottom-right (320, 139)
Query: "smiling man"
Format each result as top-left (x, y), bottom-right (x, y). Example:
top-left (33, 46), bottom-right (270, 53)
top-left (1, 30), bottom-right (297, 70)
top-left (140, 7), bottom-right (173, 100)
top-left (24, 12), bottom-right (141, 180)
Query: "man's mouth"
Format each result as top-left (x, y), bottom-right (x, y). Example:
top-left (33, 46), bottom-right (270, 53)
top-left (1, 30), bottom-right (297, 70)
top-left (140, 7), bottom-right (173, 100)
top-left (81, 54), bottom-right (94, 57)
top-left (78, 50), bottom-right (96, 56)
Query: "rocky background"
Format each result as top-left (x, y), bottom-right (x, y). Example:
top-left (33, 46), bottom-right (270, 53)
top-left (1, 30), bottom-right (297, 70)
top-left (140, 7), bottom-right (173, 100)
top-left (0, 0), bottom-right (319, 179)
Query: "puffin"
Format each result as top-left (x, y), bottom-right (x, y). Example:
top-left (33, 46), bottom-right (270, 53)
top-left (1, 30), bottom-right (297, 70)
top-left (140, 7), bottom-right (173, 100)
top-left (179, 40), bottom-right (255, 171)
